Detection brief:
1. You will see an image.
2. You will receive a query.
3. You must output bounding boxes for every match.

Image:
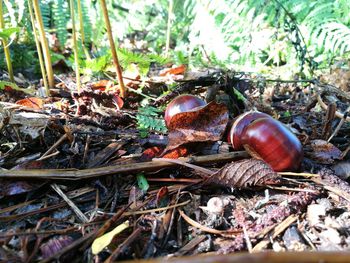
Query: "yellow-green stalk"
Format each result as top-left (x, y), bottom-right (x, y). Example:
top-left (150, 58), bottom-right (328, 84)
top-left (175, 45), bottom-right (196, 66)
top-left (0, 0), bottom-right (14, 82)
top-left (28, 0), bottom-right (49, 96)
top-left (32, 0), bottom-right (54, 88)
top-left (77, 0), bottom-right (91, 60)
top-left (70, 0), bottom-right (81, 93)
top-left (99, 0), bottom-right (126, 98)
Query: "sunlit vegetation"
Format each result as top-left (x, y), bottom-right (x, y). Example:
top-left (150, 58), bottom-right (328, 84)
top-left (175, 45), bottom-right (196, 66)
top-left (1, 0), bottom-right (350, 81)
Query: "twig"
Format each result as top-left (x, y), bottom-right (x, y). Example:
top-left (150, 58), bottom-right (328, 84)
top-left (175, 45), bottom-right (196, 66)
top-left (316, 94), bottom-right (350, 122)
top-left (51, 184), bottom-right (89, 223)
top-left (312, 178), bottom-right (350, 203)
top-left (252, 214), bottom-right (298, 252)
top-left (322, 102), bottom-right (336, 139)
top-left (0, 151), bottom-right (248, 180)
top-left (152, 158), bottom-right (215, 177)
top-left (328, 106), bottom-right (350, 142)
top-left (104, 228), bottom-right (142, 263)
top-left (37, 133), bottom-right (69, 160)
top-left (178, 209), bottom-right (241, 237)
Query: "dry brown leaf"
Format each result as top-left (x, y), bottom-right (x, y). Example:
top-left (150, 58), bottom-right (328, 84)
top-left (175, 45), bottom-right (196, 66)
top-left (308, 139), bottom-right (342, 164)
top-left (166, 101), bottom-right (229, 151)
top-left (206, 159), bottom-right (280, 189)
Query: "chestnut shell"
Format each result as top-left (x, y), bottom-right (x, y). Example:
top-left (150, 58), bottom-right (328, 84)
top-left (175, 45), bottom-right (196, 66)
top-left (241, 117), bottom-right (303, 172)
top-left (164, 94), bottom-right (206, 127)
top-left (229, 111), bottom-right (271, 149)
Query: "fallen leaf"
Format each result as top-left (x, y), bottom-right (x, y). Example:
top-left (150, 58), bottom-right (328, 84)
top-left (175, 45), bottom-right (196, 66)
top-left (92, 220), bottom-right (130, 255)
top-left (91, 79), bottom-right (112, 91)
top-left (140, 146), bottom-right (164, 162)
top-left (15, 97), bottom-right (44, 109)
top-left (308, 140), bottom-right (342, 164)
top-left (112, 94), bottom-right (124, 110)
top-left (166, 101), bottom-right (229, 151)
top-left (205, 159), bottom-right (280, 189)
top-left (40, 236), bottom-right (74, 259)
top-left (137, 173), bottom-right (149, 192)
top-left (156, 186), bottom-right (169, 208)
top-left (159, 64), bottom-right (186, 76)
top-left (162, 146), bottom-right (189, 158)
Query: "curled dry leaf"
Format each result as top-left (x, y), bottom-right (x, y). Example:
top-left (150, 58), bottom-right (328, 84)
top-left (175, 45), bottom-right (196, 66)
top-left (308, 139), bottom-right (342, 164)
top-left (205, 159), bottom-right (280, 189)
top-left (166, 101), bottom-right (229, 151)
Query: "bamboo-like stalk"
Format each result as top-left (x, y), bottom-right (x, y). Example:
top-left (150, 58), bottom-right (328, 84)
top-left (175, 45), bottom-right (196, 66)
top-left (165, 0), bottom-right (173, 57)
top-left (99, 0), bottom-right (126, 98)
top-left (0, 0), bottom-right (14, 82)
top-left (27, 0), bottom-right (49, 96)
top-left (32, 0), bottom-right (54, 88)
top-left (76, 0), bottom-right (91, 60)
top-left (70, 0), bottom-right (81, 93)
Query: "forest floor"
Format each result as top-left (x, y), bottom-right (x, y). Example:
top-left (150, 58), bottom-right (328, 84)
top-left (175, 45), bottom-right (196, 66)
top-left (0, 65), bottom-right (350, 262)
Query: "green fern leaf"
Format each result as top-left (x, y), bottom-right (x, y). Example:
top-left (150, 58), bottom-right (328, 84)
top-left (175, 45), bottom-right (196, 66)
top-left (136, 106), bottom-right (167, 134)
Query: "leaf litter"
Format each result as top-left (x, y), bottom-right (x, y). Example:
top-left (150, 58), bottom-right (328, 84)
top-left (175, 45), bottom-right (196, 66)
top-left (0, 68), bottom-right (350, 262)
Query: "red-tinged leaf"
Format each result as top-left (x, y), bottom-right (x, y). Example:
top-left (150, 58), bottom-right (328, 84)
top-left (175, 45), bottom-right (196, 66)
top-left (112, 94), bottom-right (124, 110)
top-left (162, 146), bottom-right (189, 158)
top-left (4, 85), bottom-right (13, 92)
top-left (12, 160), bottom-right (45, 170)
top-left (166, 101), bottom-right (229, 151)
top-left (159, 64), bottom-right (186, 76)
top-left (140, 146), bottom-right (164, 162)
top-left (15, 97), bottom-right (44, 109)
top-left (205, 159), bottom-right (280, 189)
top-left (308, 139), bottom-right (342, 164)
top-left (156, 186), bottom-right (169, 208)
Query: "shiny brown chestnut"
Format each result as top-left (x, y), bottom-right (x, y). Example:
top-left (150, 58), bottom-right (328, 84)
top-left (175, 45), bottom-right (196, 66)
top-left (229, 111), bottom-right (271, 149)
top-left (241, 117), bottom-right (303, 172)
top-left (164, 94), bottom-right (206, 127)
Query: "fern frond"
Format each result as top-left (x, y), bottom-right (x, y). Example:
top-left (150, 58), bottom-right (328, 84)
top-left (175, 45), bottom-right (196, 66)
top-left (39, 0), bottom-right (51, 29)
top-left (51, 0), bottom-right (68, 47)
top-left (136, 106), bottom-right (167, 134)
top-left (81, 0), bottom-right (93, 44)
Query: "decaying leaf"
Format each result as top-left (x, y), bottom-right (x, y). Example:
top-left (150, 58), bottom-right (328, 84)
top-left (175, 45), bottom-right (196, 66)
top-left (0, 104), bottom-right (49, 139)
top-left (206, 159), bottom-right (280, 189)
top-left (166, 101), bottom-right (229, 151)
top-left (139, 146), bottom-right (188, 162)
top-left (40, 235), bottom-right (74, 259)
top-left (92, 220), bottom-right (130, 255)
top-left (308, 139), bottom-right (342, 164)
top-left (156, 186), bottom-right (169, 208)
top-left (140, 146), bottom-right (164, 162)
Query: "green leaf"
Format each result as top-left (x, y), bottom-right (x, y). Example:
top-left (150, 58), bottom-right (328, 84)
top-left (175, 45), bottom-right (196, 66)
top-left (137, 173), bottom-right (149, 192)
top-left (0, 27), bottom-right (20, 40)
